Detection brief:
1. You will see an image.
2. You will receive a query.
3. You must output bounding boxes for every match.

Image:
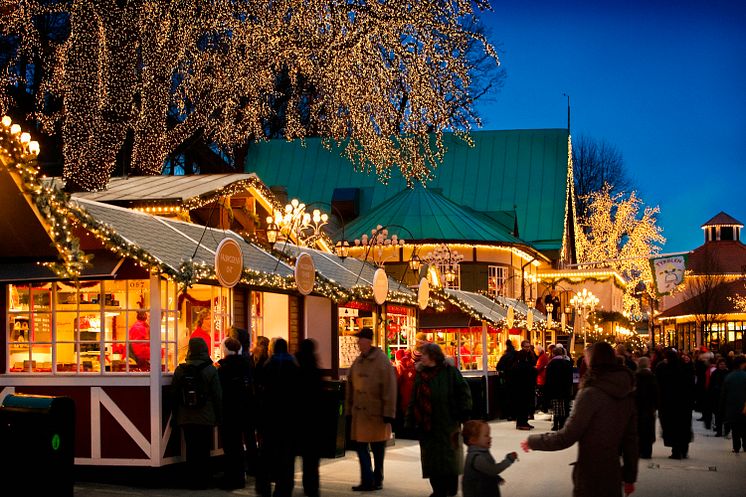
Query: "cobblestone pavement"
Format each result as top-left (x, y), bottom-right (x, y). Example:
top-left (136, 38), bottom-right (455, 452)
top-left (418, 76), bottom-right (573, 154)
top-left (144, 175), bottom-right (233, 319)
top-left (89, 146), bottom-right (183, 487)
top-left (74, 414), bottom-right (745, 497)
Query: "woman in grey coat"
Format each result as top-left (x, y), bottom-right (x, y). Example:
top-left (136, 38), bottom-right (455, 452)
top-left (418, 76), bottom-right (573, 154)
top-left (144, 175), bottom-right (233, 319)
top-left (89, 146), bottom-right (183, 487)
top-left (520, 342), bottom-right (638, 497)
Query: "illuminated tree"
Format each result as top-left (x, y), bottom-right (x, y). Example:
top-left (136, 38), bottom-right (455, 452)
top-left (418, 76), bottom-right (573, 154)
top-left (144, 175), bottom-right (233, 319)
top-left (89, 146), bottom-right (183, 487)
top-left (1, 0), bottom-right (499, 191)
top-left (577, 184), bottom-right (665, 313)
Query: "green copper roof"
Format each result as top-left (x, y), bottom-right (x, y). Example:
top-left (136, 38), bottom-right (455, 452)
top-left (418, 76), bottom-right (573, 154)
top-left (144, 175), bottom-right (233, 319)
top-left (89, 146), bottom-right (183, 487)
top-left (342, 187), bottom-right (526, 245)
top-left (245, 129), bottom-right (570, 251)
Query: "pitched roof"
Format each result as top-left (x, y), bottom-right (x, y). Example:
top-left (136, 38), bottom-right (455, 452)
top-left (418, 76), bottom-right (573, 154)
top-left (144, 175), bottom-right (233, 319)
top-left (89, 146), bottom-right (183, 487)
top-left (72, 174), bottom-right (261, 204)
top-left (72, 198), bottom-right (294, 280)
top-left (244, 129), bottom-right (570, 251)
top-left (687, 241), bottom-right (746, 274)
top-left (340, 187), bottom-right (527, 245)
top-left (701, 211), bottom-right (743, 228)
top-left (657, 279), bottom-right (746, 319)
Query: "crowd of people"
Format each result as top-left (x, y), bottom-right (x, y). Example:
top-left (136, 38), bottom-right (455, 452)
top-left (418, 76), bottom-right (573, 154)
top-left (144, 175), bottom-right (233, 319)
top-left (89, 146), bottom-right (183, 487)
top-left (168, 326), bottom-right (746, 497)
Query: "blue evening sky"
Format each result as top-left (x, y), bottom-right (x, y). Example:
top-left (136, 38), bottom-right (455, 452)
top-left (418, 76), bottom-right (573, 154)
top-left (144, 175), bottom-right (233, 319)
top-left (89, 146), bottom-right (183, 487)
top-left (476, 0), bottom-right (746, 252)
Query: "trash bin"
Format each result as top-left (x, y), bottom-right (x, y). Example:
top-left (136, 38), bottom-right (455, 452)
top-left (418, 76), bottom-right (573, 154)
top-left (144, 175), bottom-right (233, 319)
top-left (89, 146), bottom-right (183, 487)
top-left (319, 380), bottom-right (346, 458)
top-left (0, 394), bottom-right (75, 497)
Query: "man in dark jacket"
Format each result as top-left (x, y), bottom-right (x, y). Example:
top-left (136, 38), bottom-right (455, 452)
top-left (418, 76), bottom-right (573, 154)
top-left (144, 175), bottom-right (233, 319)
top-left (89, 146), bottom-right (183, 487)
top-left (217, 337), bottom-right (254, 489)
top-left (171, 338), bottom-right (222, 490)
top-left (635, 356), bottom-right (659, 458)
top-left (721, 355), bottom-right (746, 453)
top-left (545, 346), bottom-right (573, 431)
top-left (255, 338), bottom-right (301, 497)
top-left (656, 349), bottom-right (695, 459)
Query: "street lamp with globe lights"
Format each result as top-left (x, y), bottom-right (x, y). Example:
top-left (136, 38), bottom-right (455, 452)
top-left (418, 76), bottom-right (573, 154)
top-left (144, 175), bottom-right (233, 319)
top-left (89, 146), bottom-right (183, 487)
top-left (570, 289), bottom-right (599, 347)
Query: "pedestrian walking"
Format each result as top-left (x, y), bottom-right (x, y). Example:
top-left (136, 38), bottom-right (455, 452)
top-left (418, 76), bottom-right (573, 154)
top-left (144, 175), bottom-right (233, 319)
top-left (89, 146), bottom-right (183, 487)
top-left (461, 420), bottom-right (518, 497)
top-left (217, 337), bottom-right (253, 490)
top-left (720, 355), bottom-right (746, 453)
top-left (496, 340), bottom-right (517, 420)
top-left (656, 348), bottom-right (695, 459)
top-left (255, 338), bottom-right (301, 497)
top-left (171, 338), bottom-right (222, 490)
top-left (406, 342), bottom-right (472, 497)
top-left (296, 338), bottom-right (323, 497)
top-left (520, 341), bottom-right (638, 497)
top-left (534, 345), bottom-right (549, 413)
top-left (345, 327), bottom-right (397, 492)
top-left (228, 326), bottom-right (259, 475)
top-left (709, 358), bottom-right (729, 437)
top-left (634, 356), bottom-right (658, 459)
top-left (394, 347), bottom-right (418, 439)
top-left (544, 345), bottom-right (573, 431)
top-left (510, 349), bottom-right (537, 430)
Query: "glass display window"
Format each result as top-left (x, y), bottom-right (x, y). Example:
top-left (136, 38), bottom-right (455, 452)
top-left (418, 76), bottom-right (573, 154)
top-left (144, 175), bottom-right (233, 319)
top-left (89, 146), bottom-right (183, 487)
top-left (178, 284), bottom-right (232, 362)
top-left (424, 326), bottom-right (501, 372)
top-left (385, 305), bottom-right (416, 361)
top-left (338, 302), bottom-right (376, 369)
top-left (6, 278), bottom-right (186, 374)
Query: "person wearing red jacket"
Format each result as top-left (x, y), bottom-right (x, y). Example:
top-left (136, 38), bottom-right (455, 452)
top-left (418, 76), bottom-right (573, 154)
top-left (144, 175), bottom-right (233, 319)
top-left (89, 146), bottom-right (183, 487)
top-left (128, 311), bottom-right (150, 370)
top-left (190, 312), bottom-right (212, 357)
top-left (535, 345), bottom-right (551, 412)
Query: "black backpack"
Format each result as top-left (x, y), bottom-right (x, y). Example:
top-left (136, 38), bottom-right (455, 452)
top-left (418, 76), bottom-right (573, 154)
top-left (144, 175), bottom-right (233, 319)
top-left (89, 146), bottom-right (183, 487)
top-left (180, 361), bottom-right (211, 408)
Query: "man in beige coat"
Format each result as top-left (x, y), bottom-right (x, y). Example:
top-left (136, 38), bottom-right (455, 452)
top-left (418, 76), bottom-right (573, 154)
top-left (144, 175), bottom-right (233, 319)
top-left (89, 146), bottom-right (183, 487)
top-left (345, 327), bottom-right (397, 492)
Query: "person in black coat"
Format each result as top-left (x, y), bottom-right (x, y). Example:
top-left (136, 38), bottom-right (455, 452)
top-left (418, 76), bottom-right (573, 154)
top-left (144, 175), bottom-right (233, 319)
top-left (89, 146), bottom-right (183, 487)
top-left (217, 337), bottom-right (254, 489)
top-left (635, 356), bottom-right (659, 459)
top-left (296, 339), bottom-right (323, 497)
top-left (510, 349), bottom-right (538, 430)
top-left (544, 346), bottom-right (573, 431)
top-left (656, 349), bottom-right (695, 459)
top-left (708, 358), bottom-right (730, 437)
top-left (255, 338), bottom-right (301, 497)
top-left (496, 340), bottom-right (517, 420)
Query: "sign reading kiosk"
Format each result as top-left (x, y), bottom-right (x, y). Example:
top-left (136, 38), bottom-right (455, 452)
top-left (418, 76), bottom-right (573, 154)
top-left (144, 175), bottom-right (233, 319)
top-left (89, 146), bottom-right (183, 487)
top-left (215, 238), bottom-right (243, 288)
top-left (295, 253), bottom-right (316, 295)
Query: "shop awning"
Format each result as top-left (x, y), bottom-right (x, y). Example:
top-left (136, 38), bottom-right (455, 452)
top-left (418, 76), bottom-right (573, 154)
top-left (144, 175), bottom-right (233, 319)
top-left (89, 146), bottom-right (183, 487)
top-left (442, 289), bottom-right (509, 327)
top-left (71, 198), bottom-right (295, 286)
top-left (419, 312), bottom-right (473, 329)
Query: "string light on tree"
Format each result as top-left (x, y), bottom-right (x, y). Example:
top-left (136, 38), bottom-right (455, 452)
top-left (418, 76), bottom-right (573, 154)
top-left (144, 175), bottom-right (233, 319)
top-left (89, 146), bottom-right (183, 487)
top-left (2, 0), bottom-right (500, 191)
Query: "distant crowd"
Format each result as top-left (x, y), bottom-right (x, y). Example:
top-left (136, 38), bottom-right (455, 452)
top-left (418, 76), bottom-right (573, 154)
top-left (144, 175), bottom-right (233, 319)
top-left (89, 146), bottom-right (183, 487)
top-left (168, 329), bottom-right (746, 497)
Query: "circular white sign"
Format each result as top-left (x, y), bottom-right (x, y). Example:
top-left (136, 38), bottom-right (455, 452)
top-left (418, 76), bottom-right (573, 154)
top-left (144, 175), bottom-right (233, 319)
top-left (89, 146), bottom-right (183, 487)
top-left (526, 309), bottom-right (534, 331)
top-left (294, 253), bottom-right (316, 296)
top-left (506, 306), bottom-right (514, 329)
top-left (417, 278), bottom-right (430, 310)
top-left (215, 238), bottom-right (243, 288)
top-left (372, 268), bottom-right (389, 305)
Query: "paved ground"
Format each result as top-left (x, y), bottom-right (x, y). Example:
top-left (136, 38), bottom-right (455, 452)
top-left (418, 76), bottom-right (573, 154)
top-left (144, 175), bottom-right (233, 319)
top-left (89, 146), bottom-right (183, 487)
top-left (75, 415), bottom-right (745, 497)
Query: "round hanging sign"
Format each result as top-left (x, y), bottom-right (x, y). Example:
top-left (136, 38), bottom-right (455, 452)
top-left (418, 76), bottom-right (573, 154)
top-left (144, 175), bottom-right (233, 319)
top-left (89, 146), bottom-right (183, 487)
top-left (506, 306), bottom-right (514, 329)
top-left (526, 309), bottom-right (534, 331)
top-left (295, 253), bottom-right (316, 296)
top-left (215, 238), bottom-right (243, 288)
top-left (417, 278), bottom-right (430, 310)
top-left (372, 268), bottom-right (389, 305)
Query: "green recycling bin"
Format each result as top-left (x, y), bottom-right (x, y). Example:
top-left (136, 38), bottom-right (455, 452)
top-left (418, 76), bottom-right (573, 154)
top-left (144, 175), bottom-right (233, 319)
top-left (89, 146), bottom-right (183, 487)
top-left (0, 394), bottom-right (75, 497)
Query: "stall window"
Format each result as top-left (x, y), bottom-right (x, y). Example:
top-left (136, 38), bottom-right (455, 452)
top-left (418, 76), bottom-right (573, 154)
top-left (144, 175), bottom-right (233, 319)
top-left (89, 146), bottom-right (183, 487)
top-left (488, 266), bottom-right (507, 297)
top-left (426, 327), bottom-right (500, 372)
top-left (179, 284), bottom-right (232, 361)
top-left (385, 305), bottom-right (416, 360)
top-left (250, 291), bottom-right (263, 345)
top-left (338, 302), bottom-right (376, 369)
top-left (6, 279), bottom-right (183, 374)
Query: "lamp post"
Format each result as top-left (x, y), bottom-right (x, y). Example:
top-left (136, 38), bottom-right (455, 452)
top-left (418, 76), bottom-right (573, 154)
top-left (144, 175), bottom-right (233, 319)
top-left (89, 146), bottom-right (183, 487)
top-left (570, 289), bottom-right (599, 348)
top-left (421, 244), bottom-right (464, 289)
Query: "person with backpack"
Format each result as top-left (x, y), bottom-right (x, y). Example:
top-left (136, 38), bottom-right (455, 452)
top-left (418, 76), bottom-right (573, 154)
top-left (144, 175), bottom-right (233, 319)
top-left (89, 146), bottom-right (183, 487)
top-left (217, 337), bottom-right (254, 490)
top-left (171, 337), bottom-right (222, 490)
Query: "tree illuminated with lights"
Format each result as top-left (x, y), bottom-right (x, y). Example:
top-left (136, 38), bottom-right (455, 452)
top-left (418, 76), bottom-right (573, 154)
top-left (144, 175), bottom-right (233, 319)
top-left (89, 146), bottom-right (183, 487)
top-left (577, 184), bottom-right (665, 312)
top-left (1, 0), bottom-right (499, 191)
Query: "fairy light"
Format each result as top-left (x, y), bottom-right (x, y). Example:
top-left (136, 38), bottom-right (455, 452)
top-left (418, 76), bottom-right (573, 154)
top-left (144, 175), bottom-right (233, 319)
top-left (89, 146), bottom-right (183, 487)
top-left (576, 184), bottom-right (665, 314)
top-left (4, 1), bottom-right (499, 190)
